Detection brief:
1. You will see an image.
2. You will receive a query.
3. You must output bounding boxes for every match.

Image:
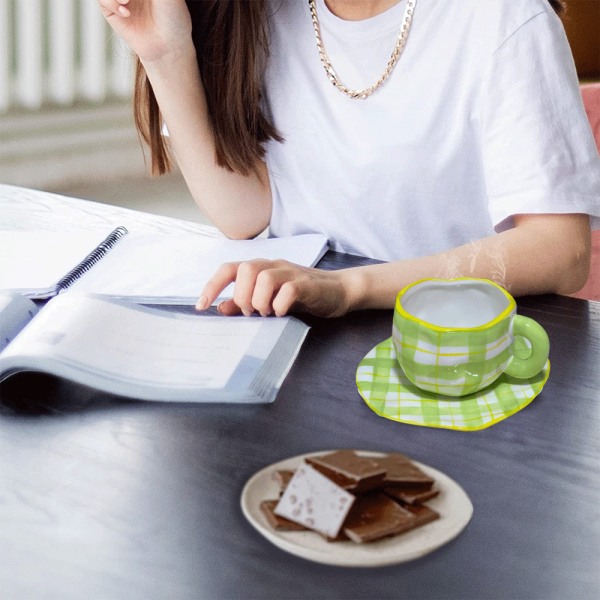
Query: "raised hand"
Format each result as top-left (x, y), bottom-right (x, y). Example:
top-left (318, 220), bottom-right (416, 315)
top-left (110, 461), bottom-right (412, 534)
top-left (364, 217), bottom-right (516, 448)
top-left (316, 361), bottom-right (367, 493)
top-left (96, 0), bottom-right (192, 64)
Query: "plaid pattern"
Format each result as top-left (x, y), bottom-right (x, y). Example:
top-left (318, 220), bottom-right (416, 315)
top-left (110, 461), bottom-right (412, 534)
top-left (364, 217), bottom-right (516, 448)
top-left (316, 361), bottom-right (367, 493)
top-left (356, 337), bottom-right (550, 431)
top-left (392, 309), bottom-right (514, 397)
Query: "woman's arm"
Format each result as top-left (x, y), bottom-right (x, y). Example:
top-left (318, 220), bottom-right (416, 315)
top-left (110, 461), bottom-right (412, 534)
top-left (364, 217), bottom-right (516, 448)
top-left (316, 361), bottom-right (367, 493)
top-left (98, 0), bottom-right (271, 239)
top-left (198, 213), bottom-right (591, 317)
top-left (141, 51), bottom-right (271, 238)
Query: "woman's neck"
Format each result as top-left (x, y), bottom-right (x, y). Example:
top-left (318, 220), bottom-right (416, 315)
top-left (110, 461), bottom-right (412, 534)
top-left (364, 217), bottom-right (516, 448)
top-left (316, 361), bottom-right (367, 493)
top-left (323, 0), bottom-right (401, 21)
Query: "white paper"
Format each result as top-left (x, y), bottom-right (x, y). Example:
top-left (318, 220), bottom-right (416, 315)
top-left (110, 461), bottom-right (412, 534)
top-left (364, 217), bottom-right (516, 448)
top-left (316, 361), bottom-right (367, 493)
top-left (275, 463), bottom-right (355, 538)
top-left (68, 232), bottom-right (328, 303)
top-left (3, 293), bottom-right (261, 387)
top-left (0, 230), bottom-right (113, 294)
top-left (0, 293), bottom-right (39, 352)
top-left (0, 230), bottom-right (327, 304)
top-left (0, 293), bottom-right (307, 403)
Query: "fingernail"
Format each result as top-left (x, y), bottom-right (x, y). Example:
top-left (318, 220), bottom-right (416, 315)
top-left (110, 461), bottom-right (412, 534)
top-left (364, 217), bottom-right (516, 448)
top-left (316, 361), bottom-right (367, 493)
top-left (242, 309), bottom-right (252, 317)
top-left (118, 6), bottom-right (130, 16)
top-left (196, 295), bottom-right (208, 311)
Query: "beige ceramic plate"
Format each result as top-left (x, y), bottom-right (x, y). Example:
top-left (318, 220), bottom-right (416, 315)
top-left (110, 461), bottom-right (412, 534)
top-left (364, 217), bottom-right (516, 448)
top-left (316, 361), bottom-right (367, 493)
top-left (241, 450), bottom-right (473, 567)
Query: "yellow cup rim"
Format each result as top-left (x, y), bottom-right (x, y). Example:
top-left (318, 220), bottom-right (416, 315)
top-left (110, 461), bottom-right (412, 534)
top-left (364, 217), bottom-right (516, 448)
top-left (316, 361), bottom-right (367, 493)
top-left (394, 277), bottom-right (516, 332)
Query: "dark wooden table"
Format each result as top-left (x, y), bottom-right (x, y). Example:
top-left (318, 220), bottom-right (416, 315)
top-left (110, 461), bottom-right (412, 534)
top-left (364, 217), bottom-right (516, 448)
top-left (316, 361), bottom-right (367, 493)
top-left (1, 247), bottom-right (599, 600)
top-left (0, 186), bottom-right (600, 600)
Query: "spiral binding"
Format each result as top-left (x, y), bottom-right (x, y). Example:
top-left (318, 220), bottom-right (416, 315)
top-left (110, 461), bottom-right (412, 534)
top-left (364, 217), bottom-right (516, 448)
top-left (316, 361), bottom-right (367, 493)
top-left (55, 226), bottom-right (129, 292)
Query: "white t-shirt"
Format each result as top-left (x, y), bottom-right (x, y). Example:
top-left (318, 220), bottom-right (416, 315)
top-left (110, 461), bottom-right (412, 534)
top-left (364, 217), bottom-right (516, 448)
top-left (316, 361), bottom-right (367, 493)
top-left (263, 0), bottom-right (600, 260)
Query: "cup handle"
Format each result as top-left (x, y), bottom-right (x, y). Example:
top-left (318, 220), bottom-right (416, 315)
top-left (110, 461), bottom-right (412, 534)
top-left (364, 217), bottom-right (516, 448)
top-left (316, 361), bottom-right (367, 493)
top-left (504, 315), bottom-right (550, 379)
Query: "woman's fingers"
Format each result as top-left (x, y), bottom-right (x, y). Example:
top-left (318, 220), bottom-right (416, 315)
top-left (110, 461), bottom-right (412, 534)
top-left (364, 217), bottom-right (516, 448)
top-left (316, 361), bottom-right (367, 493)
top-left (197, 259), bottom-right (300, 316)
top-left (196, 261), bottom-right (240, 310)
top-left (233, 261), bottom-right (272, 316)
top-left (115, 0), bottom-right (130, 16)
top-left (271, 280), bottom-right (301, 317)
top-left (251, 266), bottom-right (294, 316)
top-left (196, 259), bottom-right (349, 318)
top-left (97, 0), bottom-right (193, 64)
top-left (216, 299), bottom-right (243, 317)
top-left (217, 283), bottom-right (297, 318)
top-left (97, 0), bottom-right (130, 17)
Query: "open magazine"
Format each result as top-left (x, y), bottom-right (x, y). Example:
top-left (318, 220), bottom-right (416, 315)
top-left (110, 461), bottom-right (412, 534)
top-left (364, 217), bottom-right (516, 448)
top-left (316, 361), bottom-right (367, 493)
top-left (0, 293), bottom-right (309, 403)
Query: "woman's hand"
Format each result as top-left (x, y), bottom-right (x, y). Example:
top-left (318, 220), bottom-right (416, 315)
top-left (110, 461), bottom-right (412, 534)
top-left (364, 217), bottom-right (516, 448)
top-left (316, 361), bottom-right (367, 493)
top-left (197, 260), bottom-right (358, 318)
top-left (96, 0), bottom-right (192, 64)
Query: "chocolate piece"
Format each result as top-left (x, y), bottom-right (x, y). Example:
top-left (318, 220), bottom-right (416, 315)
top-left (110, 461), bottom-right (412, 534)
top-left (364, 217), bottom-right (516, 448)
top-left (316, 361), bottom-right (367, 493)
top-left (342, 493), bottom-right (416, 543)
top-left (272, 469), bottom-right (295, 495)
top-left (274, 463), bottom-right (355, 539)
top-left (371, 453), bottom-right (435, 489)
top-left (321, 530), bottom-right (350, 543)
top-left (384, 486), bottom-right (440, 505)
top-left (403, 502), bottom-right (440, 527)
top-left (305, 450), bottom-right (386, 492)
top-left (260, 500), bottom-right (307, 531)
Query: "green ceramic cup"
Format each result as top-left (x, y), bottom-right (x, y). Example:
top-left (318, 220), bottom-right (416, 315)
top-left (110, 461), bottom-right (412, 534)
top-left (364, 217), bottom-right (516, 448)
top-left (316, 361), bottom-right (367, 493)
top-left (392, 278), bottom-right (550, 397)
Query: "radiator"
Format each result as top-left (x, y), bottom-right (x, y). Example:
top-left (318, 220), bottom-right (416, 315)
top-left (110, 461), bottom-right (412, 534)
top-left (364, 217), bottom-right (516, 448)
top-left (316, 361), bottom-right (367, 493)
top-left (0, 0), bottom-right (133, 112)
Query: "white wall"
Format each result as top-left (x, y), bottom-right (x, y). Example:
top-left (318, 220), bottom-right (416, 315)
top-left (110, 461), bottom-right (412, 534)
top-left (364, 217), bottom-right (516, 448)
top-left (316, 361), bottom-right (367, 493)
top-left (0, 0), bottom-right (145, 189)
top-left (0, 0), bottom-right (133, 112)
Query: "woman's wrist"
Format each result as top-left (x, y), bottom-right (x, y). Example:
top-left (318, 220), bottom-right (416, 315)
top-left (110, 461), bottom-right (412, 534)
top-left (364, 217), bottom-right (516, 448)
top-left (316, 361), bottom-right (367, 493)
top-left (337, 263), bottom-right (409, 313)
top-left (337, 267), bottom-right (374, 313)
top-left (140, 40), bottom-right (198, 75)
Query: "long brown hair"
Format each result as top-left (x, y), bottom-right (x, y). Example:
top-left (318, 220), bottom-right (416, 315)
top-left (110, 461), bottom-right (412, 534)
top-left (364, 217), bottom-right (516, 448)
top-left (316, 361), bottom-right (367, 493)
top-left (548, 0), bottom-right (566, 16)
top-left (134, 0), bottom-right (567, 176)
top-left (134, 0), bottom-right (280, 176)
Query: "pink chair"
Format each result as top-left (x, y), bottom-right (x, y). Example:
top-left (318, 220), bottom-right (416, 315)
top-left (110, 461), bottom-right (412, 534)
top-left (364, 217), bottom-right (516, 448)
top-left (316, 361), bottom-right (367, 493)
top-left (570, 83), bottom-right (600, 301)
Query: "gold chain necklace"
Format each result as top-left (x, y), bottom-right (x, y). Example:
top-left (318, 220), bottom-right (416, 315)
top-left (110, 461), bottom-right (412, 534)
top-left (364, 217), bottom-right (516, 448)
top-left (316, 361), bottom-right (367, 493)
top-left (308, 0), bottom-right (417, 99)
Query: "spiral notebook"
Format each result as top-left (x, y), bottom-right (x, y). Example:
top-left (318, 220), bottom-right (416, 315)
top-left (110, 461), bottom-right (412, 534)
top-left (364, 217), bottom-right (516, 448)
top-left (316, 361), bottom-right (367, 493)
top-left (1, 228), bottom-right (329, 304)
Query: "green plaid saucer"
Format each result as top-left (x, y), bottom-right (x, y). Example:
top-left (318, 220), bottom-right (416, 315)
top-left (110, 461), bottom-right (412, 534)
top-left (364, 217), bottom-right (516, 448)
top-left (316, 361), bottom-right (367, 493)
top-left (356, 337), bottom-right (550, 431)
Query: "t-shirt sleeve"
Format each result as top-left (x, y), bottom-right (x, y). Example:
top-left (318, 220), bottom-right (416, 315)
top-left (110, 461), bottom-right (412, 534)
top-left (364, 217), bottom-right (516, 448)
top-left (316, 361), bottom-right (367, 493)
top-left (481, 9), bottom-right (600, 232)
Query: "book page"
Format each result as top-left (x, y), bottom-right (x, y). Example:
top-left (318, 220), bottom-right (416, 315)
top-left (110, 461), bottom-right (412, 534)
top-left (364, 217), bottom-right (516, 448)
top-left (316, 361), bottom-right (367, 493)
top-left (68, 233), bottom-right (328, 303)
top-left (0, 230), bottom-right (117, 297)
top-left (0, 293), bottom-right (39, 352)
top-left (0, 293), bottom-right (290, 399)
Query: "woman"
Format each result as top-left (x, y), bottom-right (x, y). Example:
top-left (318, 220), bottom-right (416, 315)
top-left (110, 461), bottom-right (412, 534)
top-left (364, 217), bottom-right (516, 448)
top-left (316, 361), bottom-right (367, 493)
top-left (98, 0), bottom-right (600, 317)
